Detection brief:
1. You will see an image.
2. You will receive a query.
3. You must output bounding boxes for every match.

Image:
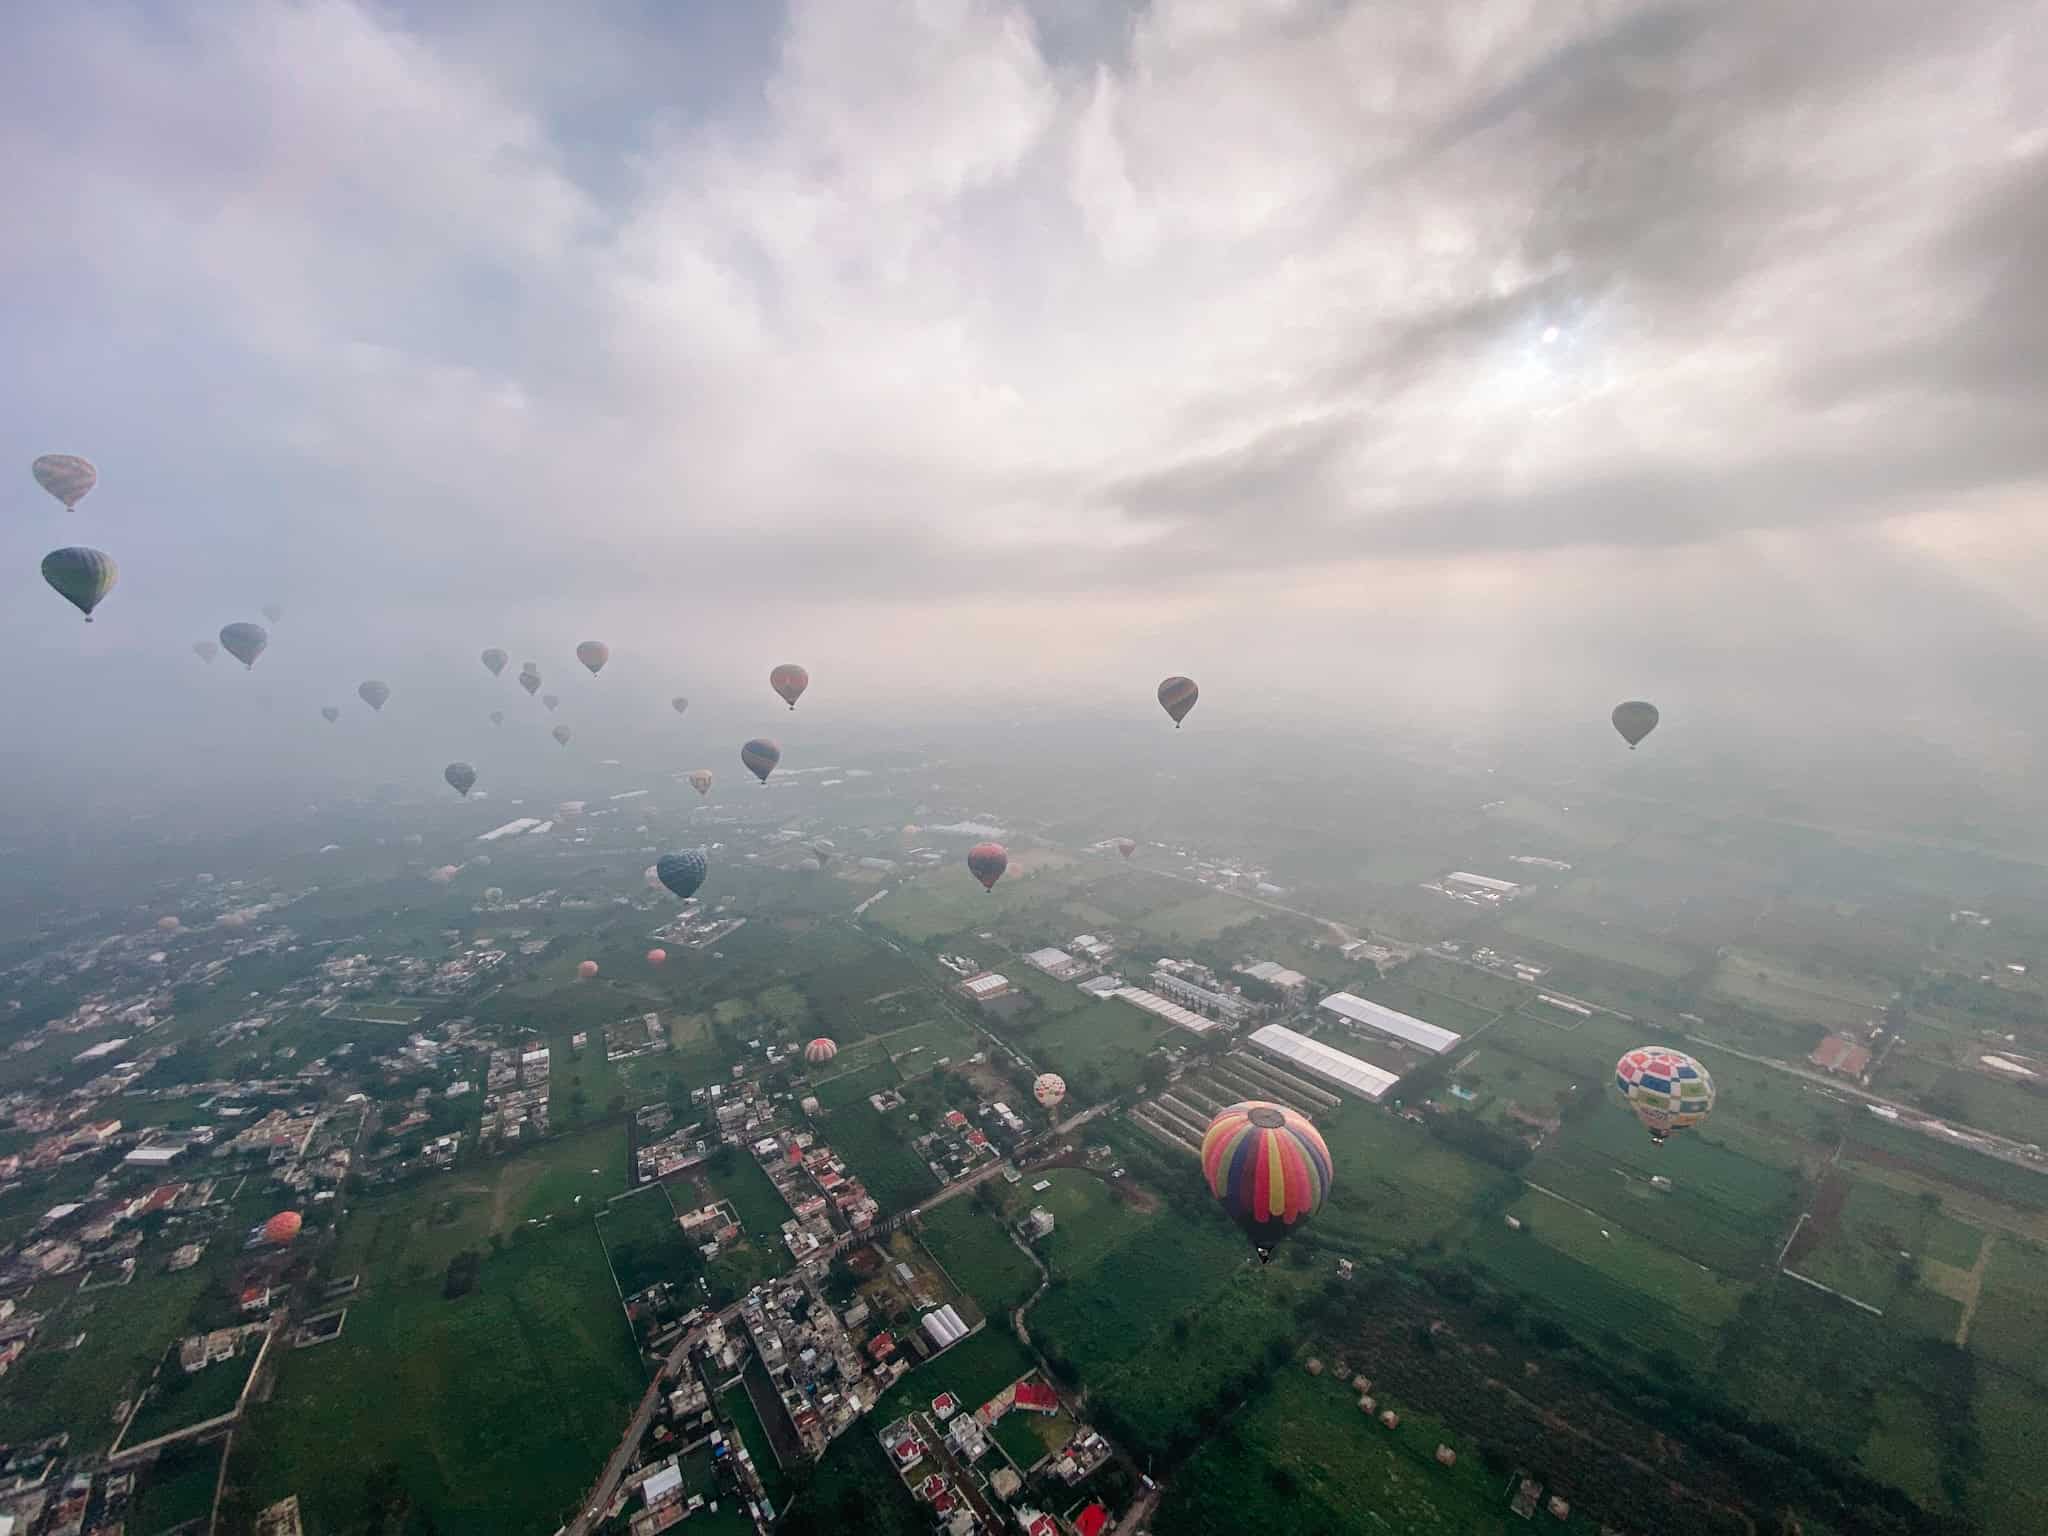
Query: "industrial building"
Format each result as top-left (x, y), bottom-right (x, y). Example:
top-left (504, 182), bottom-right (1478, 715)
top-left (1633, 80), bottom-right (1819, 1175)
top-left (1247, 1024), bottom-right (1399, 1101)
top-left (956, 972), bottom-right (1010, 1002)
top-left (1445, 871), bottom-right (1522, 899)
top-left (1238, 959), bottom-right (1310, 997)
top-left (1318, 992), bottom-right (1460, 1054)
top-left (1112, 987), bottom-right (1224, 1036)
top-left (1024, 947), bottom-right (1089, 980)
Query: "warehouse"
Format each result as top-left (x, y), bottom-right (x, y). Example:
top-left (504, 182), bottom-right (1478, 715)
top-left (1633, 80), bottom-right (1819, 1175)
top-left (1318, 992), bottom-right (1460, 1054)
top-left (1247, 1024), bottom-right (1399, 1101)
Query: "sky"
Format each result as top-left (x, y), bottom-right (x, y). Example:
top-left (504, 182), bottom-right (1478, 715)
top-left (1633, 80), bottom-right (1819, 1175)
top-left (3, 0), bottom-right (2046, 812)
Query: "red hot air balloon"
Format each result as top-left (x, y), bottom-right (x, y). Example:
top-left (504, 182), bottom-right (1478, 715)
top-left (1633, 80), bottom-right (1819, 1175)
top-left (646, 948), bottom-right (668, 967)
top-left (967, 842), bottom-right (1008, 892)
top-left (804, 1037), bottom-right (839, 1065)
top-left (770, 664), bottom-right (809, 709)
top-left (262, 1210), bottom-right (303, 1245)
top-left (577, 959), bottom-right (599, 979)
top-left (1158, 675), bottom-right (1199, 727)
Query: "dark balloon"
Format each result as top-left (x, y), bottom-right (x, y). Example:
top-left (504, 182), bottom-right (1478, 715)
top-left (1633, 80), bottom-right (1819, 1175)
top-left (577, 640), bottom-right (609, 675)
top-left (671, 696), bottom-right (690, 716)
top-left (741, 738), bottom-right (781, 784)
top-left (656, 849), bottom-right (709, 901)
top-left (552, 725), bottom-right (572, 746)
top-left (220, 622), bottom-right (269, 669)
top-left (967, 842), bottom-right (1008, 892)
top-left (1116, 837), bottom-right (1137, 860)
top-left (321, 706), bottom-right (340, 724)
top-left (1157, 675), bottom-right (1199, 727)
top-left (519, 669), bottom-right (541, 696)
top-left (445, 762), bottom-right (477, 797)
top-left (770, 664), bottom-right (809, 709)
top-left (481, 648), bottom-right (508, 676)
top-left (489, 710), bottom-right (504, 726)
top-left (358, 680), bottom-right (391, 712)
top-left (1611, 700), bottom-right (1660, 749)
top-left (42, 547), bottom-right (117, 621)
top-left (32, 454), bottom-right (97, 510)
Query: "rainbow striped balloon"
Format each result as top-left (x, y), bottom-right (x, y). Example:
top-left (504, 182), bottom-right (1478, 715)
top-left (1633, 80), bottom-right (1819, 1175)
top-left (1614, 1046), bottom-right (1715, 1142)
top-left (1201, 1100), bottom-right (1333, 1262)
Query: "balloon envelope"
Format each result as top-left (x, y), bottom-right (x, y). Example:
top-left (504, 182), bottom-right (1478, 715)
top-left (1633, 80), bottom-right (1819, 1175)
top-left (489, 710), bottom-right (503, 725)
top-left (193, 640), bottom-right (218, 664)
top-left (577, 640), bottom-right (609, 675)
top-left (967, 842), bottom-right (1009, 891)
top-left (1033, 1073), bottom-right (1066, 1109)
top-left (262, 1210), bottom-right (302, 1245)
top-left (543, 694), bottom-right (560, 711)
top-left (741, 738), bottom-right (781, 783)
top-left (770, 663), bottom-right (809, 709)
top-left (1614, 1047), bottom-right (1714, 1142)
top-left (1202, 1101), bottom-right (1332, 1261)
top-left (1158, 675), bottom-right (1199, 727)
top-left (321, 706), bottom-right (340, 724)
top-left (41, 547), bottom-right (116, 620)
top-left (577, 960), bottom-right (599, 979)
top-left (445, 762), bottom-right (477, 797)
top-left (358, 680), bottom-right (390, 712)
top-left (804, 1037), bottom-right (838, 1064)
top-left (1115, 837), bottom-right (1137, 860)
top-left (220, 622), bottom-right (269, 669)
top-left (656, 850), bottom-right (709, 901)
top-left (646, 948), bottom-right (667, 966)
top-left (671, 696), bottom-right (690, 716)
top-left (481, 648), bottom-right (508, 676)
top-left (519, 670), bottom-right (541, 696)
top-left (688, 769), bottom-right (713, 796)
top-left (32, 454), bottom-right (97, 510)
top-left (552, 725), bottom-right (572, 746)
top-left (1612, 700), bottom-right (1660, 749)
top-left (158, 915), bottom-right (181, 933)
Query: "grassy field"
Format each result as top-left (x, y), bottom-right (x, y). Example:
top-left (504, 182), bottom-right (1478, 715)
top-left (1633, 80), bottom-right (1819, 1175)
top-left (1502, 909), bottom-right (1698, 978)
top-left (231, 1218), bottom-right (641, 1536)
top-left (816, 1104), bottom-right (938, 1217)
top-left (725, 1367), bottom-right (788, 1504)
top-left (1793, 1175), bottom-right (1984, 1316)
top-left (1869, 1052), bottom-right (2048, 1145)
top-left (1161, 1359), bottom-right (1553, 1535)
top-left (1962, 1236), bottom-right (2048, 1383)
top-left (1136, 891), bottom-right (1259, 943)
top-left (130, 1438), bottom-right (224, 1534)
top-left (1307, 1105), bottom-right (1501, 1256)
top-left (1023, 998), bottom-right (1169, 1097)
top-left (1504, 1190), bottom-right (1748, 1332)
top-left (1357, 975), bottom-right (1501, 1036)
top-left (812, 1058), bottom-right (900, 1110)
top-left (871, 878), bottom-right (985, 942)
top-left (918, 1201), bottom-right (1041, 1316)
top-left (595, 1184), bottom-right (690, 1296)
top-left (121, 1338), bottom-right (260, 1445)
top-left (695, 1154), bottom-right (797, 1241)
top-left (1008, 1169), bottom-right (1151, 1275)
top-left (1710, 948), bottom-right (1891, 1029)
top-left (1971, 1371), bottom-right (2048, 1536)
top-left (871, 1323), bottom-right (1038, 1423)
top-left (1029, 1215), bottom-right (1249, 1374)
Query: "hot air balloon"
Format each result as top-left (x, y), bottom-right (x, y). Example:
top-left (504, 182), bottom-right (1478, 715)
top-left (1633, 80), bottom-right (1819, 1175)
top-left (543, 694), bottom-right (561, 712)
top-left (967, 842), bottom-right (1008, 892)
top-left (656, 850), bottom-right (709, 901)
top-left (445, 762), bottom-right (477, 798)
top-left (1158, 675), bottom-right (1199, 727)
top-left (262, 1210), bottom-right (303, 1245)
top-left (262, 603), bottom-right (284, 626)
top-left (577, 641), bottom-right (609, 675)
top-left (1202, 1101), bottom-right (1332, 1262)
top-left (489, 710), bottom-right (504, 726)
top-left (481, 648), bottom-right (508, 676)
top-left (519, 669), bottom-right (541, 696)
top-left (671, 696), bottom-right (690, 716)
top-left (688, 769), bottom-right (713, 796)
top-left (427, 865), bottom-right (459, 884)
top-left (193, 640), bottom-right (218, 664)
top-left (41, 547), bottom-right (116, 621)
top-left (358, 680), bottom-right (390, 712)
top-left (1033, 1073), bottom-right (1066, 1110)
top-left (1612, 700), bottom-right (1660, 750)
top-left (32, 454), bottom-right (97, 510)
top-left (321, 706), bottom-right (340, 724)
top-left (804, 1037), bottom-right (838, 1065)
top-left (577, 960), bottom-right (599, 979)
top-left (770, 664), bottom-right (809, 709)
top-left (1115, 837), bottom-right (1137, 860)
top-left (552, 725), bottom-right (572, 746)
top-left (158, 915), bottom-right (181, 933)
top-left (220, 622), bottom-right (269, 669)
top-left (1614, 1047), bottom-right (1714, 1144)
top-left (647, 948), bottom-right (668, 967)
top-left (742, 738), bottom-right (781, 784)
top-left (810, 840), bottom-right (835, 866)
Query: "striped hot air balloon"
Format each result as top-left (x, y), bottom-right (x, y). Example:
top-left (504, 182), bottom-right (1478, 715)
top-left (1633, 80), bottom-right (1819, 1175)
top-left (804, 1037), bottom-right (838, 1065)
top-left (1201, 1100), bottom-right (1333, 1262)
top-left (966, 842), bottom-right (1008, 892)
top-left (1157, 675), bottom-right (1199, 727)
top-left (770, 663), bottom-right (809, 709)
top-left (1611, 700), bottom-right (1660, 750)
top-left (41, 547), bottom-right (117, 621)
top-left (1614, 1047), bottom-right (1714, 1143)
top-left (32, 454), bottom-right (97, 510)
top-left (742, 738), bottom-right (781, 784)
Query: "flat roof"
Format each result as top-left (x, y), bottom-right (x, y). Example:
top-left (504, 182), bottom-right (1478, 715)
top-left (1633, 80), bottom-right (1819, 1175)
top-left (1318, 992), bottom-right (1460, 1054)
top-left (1446, 871), bottom-right (1519, 892)
top-left (1113, 987), bottom-right (1223, 1036)
top-left (1248, 1024), bottom-right (1399, 1100)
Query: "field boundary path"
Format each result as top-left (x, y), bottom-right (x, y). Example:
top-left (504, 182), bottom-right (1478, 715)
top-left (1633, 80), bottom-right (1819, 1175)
top-left (1952, 1234), bottom-right (1996, 1346)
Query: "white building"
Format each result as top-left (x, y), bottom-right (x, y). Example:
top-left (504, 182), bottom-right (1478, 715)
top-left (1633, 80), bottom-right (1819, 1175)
top-left (1247, 1024), bottom-right (1399, 1101)
top-left (1318, 992), bottom-right (1460, 1054)
top-left (1025, 947), bottom-right (1088, 980)
top-left (1239, 960), bottom-right (1310, 997)
top-left (1445, 871), bottom-right (1521, 898)
top-left (1113, 987), bottom-right (1224, 1036)
top-left (958, 972), bottom-right (1010, 1002)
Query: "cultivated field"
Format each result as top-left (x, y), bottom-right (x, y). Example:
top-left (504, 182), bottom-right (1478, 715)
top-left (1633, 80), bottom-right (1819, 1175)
top-left (918, 1201), bottom-right (1040, 1317)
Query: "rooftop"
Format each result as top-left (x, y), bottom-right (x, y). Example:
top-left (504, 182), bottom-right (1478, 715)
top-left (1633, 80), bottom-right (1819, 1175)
top-left (1319, 992), bottom-right (1460, 1054)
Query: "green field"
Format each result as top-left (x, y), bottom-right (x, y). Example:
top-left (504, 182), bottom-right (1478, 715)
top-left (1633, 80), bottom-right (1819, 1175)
top-left (872, 1322), bottom-right (1038, 1424)
top-left (130, 1439), bottom-right (223, 1534)
top-left (1136, 892), bottom-right (1259, 943)
top-left (1503, 1191), bottom-right (1748, 1332)
top-left (816, 1104), bottom-right (938, 1217)
top-left (1870, 1052), bottom-right (2048, 1145)
top-left (1963, 1236), bottom-right (2048, 1383)
top-left (1008, 1169), bottom-right (1151, 1275)
top-left (1164, 1367), bottom-right (1548, 1535)
top-left (1502, 909), bottom-right (1698, 978)
top-left (1710, 948), bottom-right (1892, 1028)
top-left (1308, 1105), bottom-right (1501, 1256)
top-left (918, 1201), bottom-right (1041, 1316)
top-left (231, 1218), bottom-right (642, 1535)
top-left (1023, 998), bottom-right (1169, 1098)
top-left (697, 1153), bottom-right (798, 1241)
top-left (812, 1057), bottom-right (900, 1110)
top-left (595, 1184), bottom-right (691, 1296)
top-left (321, 1001), bottom-right (424, 1024)
top-left (121, 1337), bottom-right (260, 1446)
top-left (725, 1367), bottom-right (788, 1504)
top-left (1794, 1176), bottom-right (1984, 1319)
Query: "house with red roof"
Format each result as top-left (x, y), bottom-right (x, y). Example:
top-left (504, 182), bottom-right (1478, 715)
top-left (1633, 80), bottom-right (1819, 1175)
top-left (1011, 1379), bottom-right (1059, 1414)
top-left (1074, 1504), bottom-right (1110, 1536)
top-left (932, 1392), bottom-right (959, 1420)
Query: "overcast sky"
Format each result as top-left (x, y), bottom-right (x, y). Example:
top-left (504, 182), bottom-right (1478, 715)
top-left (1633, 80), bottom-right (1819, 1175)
top-left (4, 0), bottom-right (2045, 811)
